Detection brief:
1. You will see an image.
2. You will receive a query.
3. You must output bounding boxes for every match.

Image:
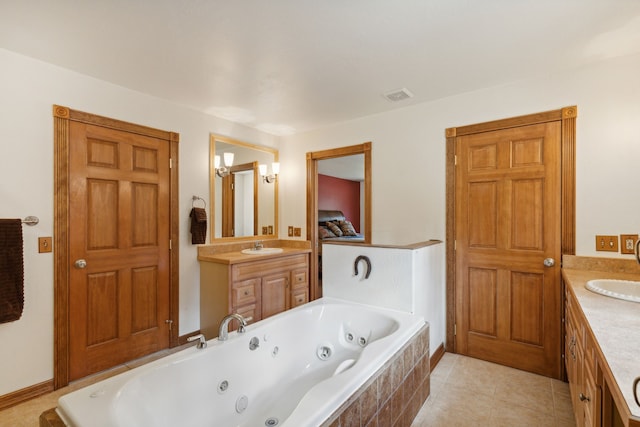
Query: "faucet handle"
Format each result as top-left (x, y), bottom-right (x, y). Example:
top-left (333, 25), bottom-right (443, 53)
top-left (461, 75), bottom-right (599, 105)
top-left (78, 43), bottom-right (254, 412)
top-left (238, 316), bottom-right (252, 333)
top-left (187, 333), bottom-right (207, 349)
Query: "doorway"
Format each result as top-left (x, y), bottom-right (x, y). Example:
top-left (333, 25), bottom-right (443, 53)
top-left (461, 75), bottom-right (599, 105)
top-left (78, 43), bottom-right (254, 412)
top-left (53, 106), bottom-right (180, 388)
top-left (306, 142), bottom-right (372, 300)
top-left (445, 107), bottom-right (576, 379)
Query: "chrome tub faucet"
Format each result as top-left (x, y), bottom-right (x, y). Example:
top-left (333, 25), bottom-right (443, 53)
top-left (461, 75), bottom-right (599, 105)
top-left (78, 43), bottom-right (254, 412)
top-left (218, 313), bottom-right (248, 341)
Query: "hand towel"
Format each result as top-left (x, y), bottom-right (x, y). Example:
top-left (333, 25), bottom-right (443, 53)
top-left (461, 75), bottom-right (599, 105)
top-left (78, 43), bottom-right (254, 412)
top-left (0, 219), bottom-right (24, 323)
top-left (190, 207), bottom-right (207, 244)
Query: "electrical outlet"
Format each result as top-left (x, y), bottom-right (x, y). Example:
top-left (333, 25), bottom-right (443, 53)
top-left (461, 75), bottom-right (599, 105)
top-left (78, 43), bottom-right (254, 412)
top-left (288, 226), bottom-right (294, 237)
top-left (294, 227), bottom-right (301, 237)
top-left (595, 235), bottom-right (618, 252)
top-left (38, 237), bottom-right (52, 253)
top-left (262, 226), bottom-right (268, 235)
top-left (620, 234), bottom-right (638, 254)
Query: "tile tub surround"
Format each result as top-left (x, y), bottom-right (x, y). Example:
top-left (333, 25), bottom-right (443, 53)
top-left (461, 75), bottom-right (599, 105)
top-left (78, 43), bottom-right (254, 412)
top-left (322, 323), bottom-right (430, 427)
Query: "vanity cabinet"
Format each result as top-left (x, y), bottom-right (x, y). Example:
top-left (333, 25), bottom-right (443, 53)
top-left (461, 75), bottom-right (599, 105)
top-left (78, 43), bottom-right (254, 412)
top-left (565, 286), bottom-right (601, 427)
top-left (200, 251), bottom-right (310, 339)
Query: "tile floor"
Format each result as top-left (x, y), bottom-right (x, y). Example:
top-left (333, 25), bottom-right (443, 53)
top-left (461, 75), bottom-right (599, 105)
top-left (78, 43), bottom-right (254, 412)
top-left (1, 351), bottom-right (576, 427)
top-left (411, 352), bottom-right (576, 427)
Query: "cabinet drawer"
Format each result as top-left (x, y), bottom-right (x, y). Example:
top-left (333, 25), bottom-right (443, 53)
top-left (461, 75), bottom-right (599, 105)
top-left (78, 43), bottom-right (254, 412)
top-left (292, 288), bottom-right (309, 307)
top-left (292, 268), bottom-right (308, 288)
top-left (232, 279), bottom-right (260, 307)
top-left (232, 253), bottom-right (308, 281)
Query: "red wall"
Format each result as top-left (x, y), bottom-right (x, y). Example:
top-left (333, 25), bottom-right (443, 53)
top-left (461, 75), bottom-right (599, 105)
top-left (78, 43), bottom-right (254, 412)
top-left (318, 174), bottom-right (360, 231)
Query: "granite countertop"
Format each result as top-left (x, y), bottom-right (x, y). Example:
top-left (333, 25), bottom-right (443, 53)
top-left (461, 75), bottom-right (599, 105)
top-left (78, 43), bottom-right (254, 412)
top-left (562, 255), bottom-right (640, 422)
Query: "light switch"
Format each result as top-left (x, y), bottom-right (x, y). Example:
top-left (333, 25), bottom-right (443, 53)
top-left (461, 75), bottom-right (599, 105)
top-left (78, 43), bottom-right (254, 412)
top-left (38, 237), bottom-right (52, 253)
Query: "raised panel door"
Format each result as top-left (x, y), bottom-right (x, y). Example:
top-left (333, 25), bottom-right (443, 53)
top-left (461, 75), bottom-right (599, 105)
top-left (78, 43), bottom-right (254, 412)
top-left (69, 122), bottom-right (170, 380)
top-left (455, 121), bottom-right (562, 378)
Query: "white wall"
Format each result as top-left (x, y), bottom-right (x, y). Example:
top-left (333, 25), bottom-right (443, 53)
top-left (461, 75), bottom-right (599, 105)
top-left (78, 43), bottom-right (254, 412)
top-left (0, 49), bottom-right (278, 395)
top-left (279, 52), bottom-right (640, 257)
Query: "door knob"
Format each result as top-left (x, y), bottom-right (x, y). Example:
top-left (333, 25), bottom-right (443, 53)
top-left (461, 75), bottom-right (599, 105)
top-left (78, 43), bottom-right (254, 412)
top-left (74, 259), bottom-right (87, 269)
top-left (543, 258), bottom-right (555, 267)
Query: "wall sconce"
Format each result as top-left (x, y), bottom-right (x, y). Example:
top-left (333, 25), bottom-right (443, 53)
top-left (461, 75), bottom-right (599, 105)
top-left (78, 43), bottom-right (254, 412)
top-left (215, 152), bottom-right (235, 177)
top-left (259, 162), bottom-right (280, 183)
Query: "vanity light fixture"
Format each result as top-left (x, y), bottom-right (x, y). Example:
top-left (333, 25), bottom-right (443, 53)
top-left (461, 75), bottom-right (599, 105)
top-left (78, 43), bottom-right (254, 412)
top-left (215, 152), bottom-right (235, 177)
top-left (259, 162), bottom-right (280, 183)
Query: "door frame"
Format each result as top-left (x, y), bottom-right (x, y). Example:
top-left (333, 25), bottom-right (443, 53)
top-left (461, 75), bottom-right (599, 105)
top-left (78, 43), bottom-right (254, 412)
top-left (445, 106), bottom-right (577, 353)
top-left (306, 142), bottom-right (372, 301)
top-left (52, 105), bottom-right (180, 389)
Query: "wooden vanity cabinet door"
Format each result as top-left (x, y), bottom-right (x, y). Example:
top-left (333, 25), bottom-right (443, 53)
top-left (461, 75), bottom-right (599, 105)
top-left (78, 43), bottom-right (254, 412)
top-left (565, 297), bottom-right (580, 421)
top-left (262, 272), bottom-right (290, 319)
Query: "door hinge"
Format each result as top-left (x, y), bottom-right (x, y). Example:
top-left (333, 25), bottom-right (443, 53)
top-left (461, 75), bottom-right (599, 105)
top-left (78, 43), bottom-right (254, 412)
top-left (169, 239), bottom-right (172, 250)
top-left (454, 240), bottom-right (456, 251)
top-left (454, 155), bottom-right (457, 166)
top-left (454, 324), bottom-right (457, 336)
top-left (169, 158), bottom-right (173, 169)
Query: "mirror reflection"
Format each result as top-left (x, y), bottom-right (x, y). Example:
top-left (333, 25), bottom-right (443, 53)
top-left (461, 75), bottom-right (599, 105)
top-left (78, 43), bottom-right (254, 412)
top-left (210, 134), bottom-right (278, 241)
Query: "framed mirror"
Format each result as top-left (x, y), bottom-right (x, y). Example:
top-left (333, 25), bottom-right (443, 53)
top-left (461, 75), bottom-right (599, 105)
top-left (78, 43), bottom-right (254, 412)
top-left (210, 134), bottom-right (278, 241)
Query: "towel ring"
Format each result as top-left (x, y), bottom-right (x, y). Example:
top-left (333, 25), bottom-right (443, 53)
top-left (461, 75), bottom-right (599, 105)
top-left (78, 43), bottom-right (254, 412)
top-left (192, 196), bottom-right (206, 209)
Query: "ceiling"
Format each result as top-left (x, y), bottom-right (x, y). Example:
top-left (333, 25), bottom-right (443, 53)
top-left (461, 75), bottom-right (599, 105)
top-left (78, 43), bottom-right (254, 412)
top-left (2, 1), bottom-right (640, 135)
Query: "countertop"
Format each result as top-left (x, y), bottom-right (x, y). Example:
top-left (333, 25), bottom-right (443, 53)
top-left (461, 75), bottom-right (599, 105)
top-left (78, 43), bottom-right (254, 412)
top-left (562, 255), bottom-right (640, 422)
top-left (198, 246), bottom-right (311, 265)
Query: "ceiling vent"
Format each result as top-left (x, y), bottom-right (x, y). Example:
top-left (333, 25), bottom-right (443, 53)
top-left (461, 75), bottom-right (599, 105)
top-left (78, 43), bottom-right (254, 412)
top-left (383, 88), bottom-right (414, 102)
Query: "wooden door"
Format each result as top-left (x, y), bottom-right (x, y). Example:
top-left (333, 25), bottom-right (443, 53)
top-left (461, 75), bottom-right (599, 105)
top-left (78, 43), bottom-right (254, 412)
top-left (261, 272), bottom-right (289, 318)
top-left (68, 121), bottom-right (171, 380)
top-left (454, 121), bottom-right (562, 378)
top-left (221, 173), bottom-right (234, 237)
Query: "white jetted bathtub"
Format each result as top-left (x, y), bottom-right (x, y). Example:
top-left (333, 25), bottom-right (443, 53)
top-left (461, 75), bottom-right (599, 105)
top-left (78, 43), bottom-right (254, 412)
top-left (56, 297), bottom-right (426, 427)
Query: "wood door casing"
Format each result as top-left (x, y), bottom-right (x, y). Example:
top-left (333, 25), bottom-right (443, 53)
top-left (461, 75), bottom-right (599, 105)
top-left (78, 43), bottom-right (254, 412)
top-left (306, 142), bottom-right (372, 301)
top-left (53, 105), bottom-right (180, 388)
top-left (455, 122), bottom-right (562, 377)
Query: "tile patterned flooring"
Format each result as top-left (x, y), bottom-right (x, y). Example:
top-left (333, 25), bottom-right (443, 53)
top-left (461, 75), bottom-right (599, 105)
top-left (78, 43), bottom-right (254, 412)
top-left (411, 352), bottom-right (577, 427)
top-left (1, 351), bottom-right (576, 427)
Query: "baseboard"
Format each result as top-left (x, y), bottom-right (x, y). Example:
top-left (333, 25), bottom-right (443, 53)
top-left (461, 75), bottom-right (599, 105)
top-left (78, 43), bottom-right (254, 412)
top-left (430, 342), bottom-right (445, 370)
top-left (0, 380), bottom-right (53, 411)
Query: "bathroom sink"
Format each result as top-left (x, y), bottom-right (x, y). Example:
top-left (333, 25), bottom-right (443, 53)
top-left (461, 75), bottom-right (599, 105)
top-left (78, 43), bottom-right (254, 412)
top-left (585, 279), bottom-right (640, 303)
top-left (241, 247), bottom-right (284, 255)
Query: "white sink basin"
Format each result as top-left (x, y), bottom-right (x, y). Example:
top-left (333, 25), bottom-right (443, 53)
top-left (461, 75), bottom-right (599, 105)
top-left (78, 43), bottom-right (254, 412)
top-left (241, 247), bottom-right (284, 255)
top-left (585, 279), bottom-right (640, 303)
